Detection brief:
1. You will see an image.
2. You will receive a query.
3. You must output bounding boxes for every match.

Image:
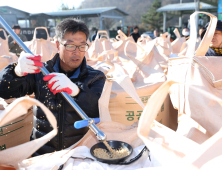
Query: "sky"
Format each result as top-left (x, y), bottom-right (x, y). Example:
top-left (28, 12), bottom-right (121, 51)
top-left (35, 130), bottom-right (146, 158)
top-left (1, 0), bottom-right (84, 13)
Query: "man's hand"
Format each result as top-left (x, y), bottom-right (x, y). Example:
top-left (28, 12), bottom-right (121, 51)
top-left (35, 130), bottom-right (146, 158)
top-left (43, 73), bottom-right (80, 96)
top-left (14, 53), bottom-right (43, 77)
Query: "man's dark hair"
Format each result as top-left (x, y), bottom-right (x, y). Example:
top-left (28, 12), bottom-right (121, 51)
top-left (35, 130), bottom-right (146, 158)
top-left (12, 24), bottom-right (21, 29)
top-left (55, 18), bottom-right (89, 41)
top-left (133, 26), bottom-right (139, 30)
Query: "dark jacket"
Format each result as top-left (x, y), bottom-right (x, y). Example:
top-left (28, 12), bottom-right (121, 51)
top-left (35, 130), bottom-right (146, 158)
top-left (130, 32), bottom-right (141, 43)
top-left (205, 48), bottom-right (221, 56)
top-left (91, 33), bottom-right (97, 41)
top-left (8, 34), bottom-right (27, 56)
top-left (0, 54), bottom-right (106, 156)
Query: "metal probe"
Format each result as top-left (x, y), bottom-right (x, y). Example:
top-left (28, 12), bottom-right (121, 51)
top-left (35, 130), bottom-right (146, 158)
top-left (0, 16), bottom-right (106, 141)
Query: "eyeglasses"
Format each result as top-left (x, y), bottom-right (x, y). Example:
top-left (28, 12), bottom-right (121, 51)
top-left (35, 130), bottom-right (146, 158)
top-left (60, 42), bottom-right (89, 52)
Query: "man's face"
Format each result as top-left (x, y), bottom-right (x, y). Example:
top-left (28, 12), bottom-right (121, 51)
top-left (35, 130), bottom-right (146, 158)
top-left (13, 29), bottom-right (20, 35)
top-left (199, 28), bottom-right (204, 36)
top-left (182, 28), bottom-right (189, 37)
top-left (56, 31), bottom-right (86, 72)
top-left (154, 30), bottom-right (158, 37)
top-left (210, 30), bottom-right (222, 48)
top-left (134, 28), bottom-right (138, 33)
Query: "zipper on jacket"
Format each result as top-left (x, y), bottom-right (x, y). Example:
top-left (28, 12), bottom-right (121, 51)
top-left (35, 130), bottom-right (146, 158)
top-left (58, 100), bottom-right (64, 150)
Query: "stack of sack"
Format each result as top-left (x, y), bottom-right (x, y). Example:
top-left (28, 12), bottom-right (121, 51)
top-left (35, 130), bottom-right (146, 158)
top-left (86, 29), bottom-right (178, 129)
top-left (168, 12), bottom-right (222, 144)
top-left (171, 28), bottom-right (186, 55)
top-left (138, 32), bottom-right (171, 74)
top-left (138, 81), bottom-right (222, 170)
top-left (0, 97), bottom-right (33, 160)
top-left (0, 27), bottom-right (58, 72)
top-left (0, 97), bottom-right (57, 170)
top-left (155, 12), bottom-right (222, 169)
top-left (1, 11), bottom-right (222, 170)
top-left (24, 27), bottom-right (58, 62)
top-left (86, 30), bottom-right (117, 66)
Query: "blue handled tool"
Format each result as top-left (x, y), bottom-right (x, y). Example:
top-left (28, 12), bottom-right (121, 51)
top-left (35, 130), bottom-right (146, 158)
top-left (74, 118), bottom-right (100, 129)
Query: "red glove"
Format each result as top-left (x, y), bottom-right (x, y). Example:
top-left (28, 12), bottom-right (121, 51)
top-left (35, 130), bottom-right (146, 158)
top-left (43, 73), bottom-right (80, 96)
top-left (14, 53), bottom-right (43, 77)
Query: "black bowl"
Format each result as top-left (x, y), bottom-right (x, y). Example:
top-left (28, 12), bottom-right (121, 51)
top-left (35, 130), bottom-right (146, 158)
top-left (90, 140), bottom-right (133, 164)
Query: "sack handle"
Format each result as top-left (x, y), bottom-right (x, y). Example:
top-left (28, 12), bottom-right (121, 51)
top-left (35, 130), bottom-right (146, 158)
top-left (100, 35), bottom-right (108, 39)
top-left (125, 40), bottom-right (145, 53)
top-left (160, 32), bottom-right (168, 38)
top-left (155, 34), bottom-right (172, 52)
top-left (98, 79), bottom-right (112, 122)
top-left (95, 30), bottom-right (109, 40)
top-left (0, 97), bottom-right (57, 168)
top-left (192, 57), bottom-right (222, 88)
top-left (186, 12), bottom-right (217, 57)
top-left (138, 80), bottom-right (222, 167)
top-left (0, 28), bottom-right (8, 41)
top-left (138, 81), bottom-right (174, 137)
top-left (33, 27), bottom-right (50, 41)
top-left (124, 40), bottom-right (155, 74)
top-left (138, 35), bottom-right (152, 43)
top-left (138, 80), bottom-right (222, 147)
top-left (97, 49), bottom-right (117, 61)
top-left (110, 38), bottom-right (117, 42)
top-left (117, 30), bottom-right (128, 41)
top-left (167, 33), bottom-right (172, 53)
top-left (174, 28), bottom-right (181, 38)
top-left (124, 40), bottom-right (146, 69)
top-left (99, 63), bottom-right (145, 122)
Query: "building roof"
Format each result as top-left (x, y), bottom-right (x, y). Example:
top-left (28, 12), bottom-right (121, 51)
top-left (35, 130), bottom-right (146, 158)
top-left (157, 2), bottom-right (216, 12)
top-left (30, 7), bottom-right (128, 18)
top-left (0, 6), bottom-right (30, 14)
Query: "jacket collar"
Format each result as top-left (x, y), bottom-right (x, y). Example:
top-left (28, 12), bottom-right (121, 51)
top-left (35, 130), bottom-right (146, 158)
top-left (206, 48), bottom-right (221, 56)
top-left (45, 53), bottom-right (88, 78)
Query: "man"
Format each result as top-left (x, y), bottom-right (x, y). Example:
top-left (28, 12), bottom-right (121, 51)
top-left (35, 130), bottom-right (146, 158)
top-left (0, 18), bottom-right (106, 156)
top-left (197, 27), bottom-right (205, 43)
top-left (8, 24), bottom-right (27, 57)
top-left (153, 29), bottom-right (159, 38)
top-left (129, 26), bottom-right (141, 42)
top-left (182, 28), bottom-right (190, 41)
top-left (201, 20), bottom-right (222, 56)
top-left (199, 27), bottom-right (205, 37)
top-left (91, 29), bottom-right (98, 41)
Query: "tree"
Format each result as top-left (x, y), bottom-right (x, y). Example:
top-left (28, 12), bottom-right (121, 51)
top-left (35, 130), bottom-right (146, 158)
top-left (55, 2), bottom-right (76, 28)
top-left (59, 2), bottom-right (75, 11)
top-left (141, 0), bottom-right (162, 31)
top-left (57, 2), bottom-right (92, 28)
